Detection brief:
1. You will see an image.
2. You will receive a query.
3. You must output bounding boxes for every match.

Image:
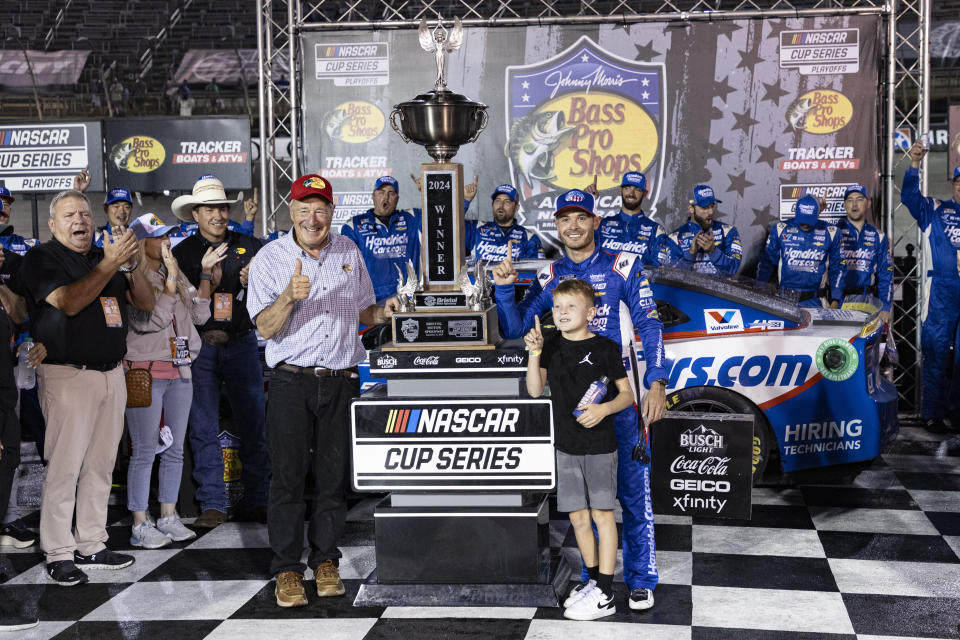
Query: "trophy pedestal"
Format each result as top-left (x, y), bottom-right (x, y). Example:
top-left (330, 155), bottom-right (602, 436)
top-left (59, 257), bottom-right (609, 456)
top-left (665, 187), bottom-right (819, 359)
top-left (384, 304), bottom-right (498, 350)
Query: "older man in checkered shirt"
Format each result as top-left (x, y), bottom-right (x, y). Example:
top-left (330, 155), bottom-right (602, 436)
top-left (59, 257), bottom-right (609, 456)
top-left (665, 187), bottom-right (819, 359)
top-left (247, 174), bottom-right (398, 609)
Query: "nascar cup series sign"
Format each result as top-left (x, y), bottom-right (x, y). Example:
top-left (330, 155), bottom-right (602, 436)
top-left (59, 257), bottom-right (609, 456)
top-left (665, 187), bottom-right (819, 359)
top-left (351, 398), bottom-right (554, 491)
top-left (651, 413), bottom-right (753, 520)
top-left (0, 122), bottom-right (104, 192)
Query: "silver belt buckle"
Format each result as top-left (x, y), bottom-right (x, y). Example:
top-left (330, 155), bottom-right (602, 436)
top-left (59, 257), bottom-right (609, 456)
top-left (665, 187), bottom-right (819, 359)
top-left (313, 367), bottom-right (326, 377)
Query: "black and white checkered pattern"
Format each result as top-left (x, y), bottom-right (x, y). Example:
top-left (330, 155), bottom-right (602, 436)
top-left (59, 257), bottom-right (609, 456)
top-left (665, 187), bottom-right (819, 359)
top-left (2, 422), bottom-right (959, 640)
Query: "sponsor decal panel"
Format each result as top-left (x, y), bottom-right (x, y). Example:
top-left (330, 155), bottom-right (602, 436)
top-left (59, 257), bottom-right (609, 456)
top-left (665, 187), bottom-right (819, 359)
top-left (785, 89), bottom-right (852, 134)
top-left (110, 136), bottom-right (165, 173)
top-left (323, 101), bottom-right (385, 144)
top-left (779, 183), bottom-right (857, 223)
top-left (779, 146), bottom-right (861, 171)
top-left (322, 155), bottom-right (390, 180)
top-left (332, 191), bottom-right (372, 226)
top-left (781, 418), bottom-right (863, 457)
top-left (779, 28), bottom-right (860, 75)
top-left (815, 337), bottom-right (859, 382)
top-left (171, 140), bottom-right (247, 165)
top-left (0, 122), bottom-right (100, 191)
top-left (314, 42), bottom-right (389, 86)
top-left (704, 309), bottom-right (744, 334)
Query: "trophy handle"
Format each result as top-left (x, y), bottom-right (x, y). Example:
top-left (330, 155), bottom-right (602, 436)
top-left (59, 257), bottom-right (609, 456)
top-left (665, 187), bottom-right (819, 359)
top-left (390, 109), bottom-right (410, 144)
top-left (467, 109), bottom-right (488, 144)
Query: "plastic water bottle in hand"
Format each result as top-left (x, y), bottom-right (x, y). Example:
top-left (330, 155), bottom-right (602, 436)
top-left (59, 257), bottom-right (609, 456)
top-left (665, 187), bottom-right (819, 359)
top-left (573, 376), bottom-right (609, 418)
top-left (16, 339), bottom-right (36, 389)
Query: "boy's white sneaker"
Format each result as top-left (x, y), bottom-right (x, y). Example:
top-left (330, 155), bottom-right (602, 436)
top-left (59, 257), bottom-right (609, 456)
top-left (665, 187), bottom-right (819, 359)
top-left (563, 579), bottom-right (596, 608)
top-left (563, 585), bottom-right (615, 621)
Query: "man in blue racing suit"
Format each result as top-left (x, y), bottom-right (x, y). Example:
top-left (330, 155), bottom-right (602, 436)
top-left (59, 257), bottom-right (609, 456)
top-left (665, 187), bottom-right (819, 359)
top-left (757, 195), bottom-right (844, 308)
top-left (900, 140), bottom-right (960, 433)
top-left (492, 188), bottom-right (667, 612)
top-left (659, 184), bottom-right (742, 277)
top-left (465, 184), bottom-right (543, 262)
top-left (0, 188), bottom-right (38, 255)
top-left (836, 184), bottom-right (893, 322)
top-left (592, 172), bottom-right (666, 267)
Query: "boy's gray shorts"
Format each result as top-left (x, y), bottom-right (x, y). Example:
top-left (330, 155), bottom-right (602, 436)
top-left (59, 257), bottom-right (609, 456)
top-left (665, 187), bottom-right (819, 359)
top-left (556, 450), bottom-right (618, 512)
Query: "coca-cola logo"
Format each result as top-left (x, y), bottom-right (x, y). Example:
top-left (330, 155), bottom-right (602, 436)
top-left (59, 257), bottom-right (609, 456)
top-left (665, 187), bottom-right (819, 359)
top-left (376, 355), bottom-right (398, 369)
top-left (413, 355), bottom-right (440, 366)
top-left (669, 455), bottom-right (730, 477)
top-left (498, 354), bottom-right (524, 365)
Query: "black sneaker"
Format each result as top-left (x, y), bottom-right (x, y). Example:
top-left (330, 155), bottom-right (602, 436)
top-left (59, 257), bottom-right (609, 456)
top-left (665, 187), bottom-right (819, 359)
top-left (924, 418), bottom-right (949, 434)
top-left (46, 560), bottom-right (89, 586)
top-left (628, 587), bottom-right (655, 611)
top-left (0, 610), bottom-right (38, 632)
top-left (0, 522), bottom-right (38, 549)
top-left (74, 549), bottom-right (135, 570)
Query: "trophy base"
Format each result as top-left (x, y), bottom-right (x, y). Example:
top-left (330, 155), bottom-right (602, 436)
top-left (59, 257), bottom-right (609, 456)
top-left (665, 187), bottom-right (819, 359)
top-left (414, 292), bottom-right (468, 309)
top-left (385, 305), bottom-right (498, 350)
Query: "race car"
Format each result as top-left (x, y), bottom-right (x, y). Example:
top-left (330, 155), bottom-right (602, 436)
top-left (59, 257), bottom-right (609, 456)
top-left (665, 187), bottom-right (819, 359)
top-left (637, 266), bottom-right (898, 480)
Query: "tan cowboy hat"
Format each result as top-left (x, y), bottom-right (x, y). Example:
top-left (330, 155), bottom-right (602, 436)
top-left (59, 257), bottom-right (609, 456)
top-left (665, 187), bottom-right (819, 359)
top-left (171, 175), bottom-right (242, 221)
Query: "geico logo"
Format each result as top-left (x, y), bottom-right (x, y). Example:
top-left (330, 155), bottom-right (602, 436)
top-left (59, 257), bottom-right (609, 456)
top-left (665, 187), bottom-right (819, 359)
top-left (455, 357), bottom-right (481, 363)
top-left (667, 354), bottom-right (813, 388)
top-left (669, 479), bottom-right (731, 492)
top-left (412, 407), bottom-right (520, 433)
top-left (784, 418), bottom-right (862, 442)
top-left (384, 445), bottom-right (522, 470)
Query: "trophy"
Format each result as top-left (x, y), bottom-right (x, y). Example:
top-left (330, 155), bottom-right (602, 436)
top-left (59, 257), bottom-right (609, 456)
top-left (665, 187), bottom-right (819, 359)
top-left (386, 16), bottom-right (497, 349)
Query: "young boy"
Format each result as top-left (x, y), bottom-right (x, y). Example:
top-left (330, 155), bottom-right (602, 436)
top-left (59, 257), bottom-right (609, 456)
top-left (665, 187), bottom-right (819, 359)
top-left (524, 278), bottom-right (634, 621)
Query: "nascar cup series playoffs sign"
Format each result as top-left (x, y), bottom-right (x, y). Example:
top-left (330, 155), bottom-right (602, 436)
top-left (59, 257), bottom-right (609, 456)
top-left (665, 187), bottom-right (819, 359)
top-left (0, 122), bottom-right (104, 192)
top-left (351, 398), bottom-right (554, 491)
top-left (651, 413), bottom-right (753, 520)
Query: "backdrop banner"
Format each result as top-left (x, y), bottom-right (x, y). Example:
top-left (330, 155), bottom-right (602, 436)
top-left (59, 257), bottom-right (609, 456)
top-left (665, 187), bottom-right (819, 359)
top-left (301, 16), bottom-right (880, 270)
top-left (104, 117), bottom-right (252, 192)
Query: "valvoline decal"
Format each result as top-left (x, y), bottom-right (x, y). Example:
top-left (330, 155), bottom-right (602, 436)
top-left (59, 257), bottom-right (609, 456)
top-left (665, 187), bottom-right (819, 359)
top-left (650, 284), bottom-right (799, 334)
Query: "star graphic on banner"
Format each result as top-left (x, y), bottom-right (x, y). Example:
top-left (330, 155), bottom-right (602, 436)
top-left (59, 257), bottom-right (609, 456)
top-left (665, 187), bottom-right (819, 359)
top-left (641, 77), bottom-right (650, 87)
top-left (755, 141), bottom-right (780, 167)
top-left (611, 19), bottom-right (632, 35)
top-left (711, 105), bottom-right (725, 121)
top-left (752, 205), bottom-right (775, 227)
top-left (761, 80), bottom-right (789, 106)
top-left (642, 91), bottom-right (649, 100)
top-left (705, 138), bottom-right (732, 164)
top-left (521, 94), bottom-right (530, 103)
top-left (521, 81), bottom-right (529, 90)
top-left (736, 46), bottom-right (764, 71)
top-left (713, 77), bottom-right (736, 104)
top-left (732, 108), bottom-right (759, 133)
top-left (581, 53), bottom-right (589, 62)
top-left (727, 170), bottom-right (755, 197)
top-left (634, 41), bottom-right (659, 61)
top-left (712, 21), bottom-right (744, 41)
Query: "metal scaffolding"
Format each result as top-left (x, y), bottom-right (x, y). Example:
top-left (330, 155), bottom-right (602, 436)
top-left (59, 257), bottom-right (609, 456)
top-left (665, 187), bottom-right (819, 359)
top-left (257, 0), bottom-right (932, 413)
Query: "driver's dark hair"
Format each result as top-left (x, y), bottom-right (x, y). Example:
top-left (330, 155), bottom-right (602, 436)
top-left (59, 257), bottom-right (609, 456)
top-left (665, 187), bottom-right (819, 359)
top-left (553, 278), bottom-right (596, 305)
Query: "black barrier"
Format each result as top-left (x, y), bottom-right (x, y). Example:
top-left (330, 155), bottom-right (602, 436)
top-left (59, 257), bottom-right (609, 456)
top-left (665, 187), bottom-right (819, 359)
top-left (651, 412), bottom-right (753, 520)
top-left (104, 117), bottom-right (252, 191)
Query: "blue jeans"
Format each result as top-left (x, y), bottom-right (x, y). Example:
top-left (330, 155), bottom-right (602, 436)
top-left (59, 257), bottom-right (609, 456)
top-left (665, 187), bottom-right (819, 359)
top-left (188, 333), bottom-right (270, 512)
top-left (125, 377), bottom-right (193, 512)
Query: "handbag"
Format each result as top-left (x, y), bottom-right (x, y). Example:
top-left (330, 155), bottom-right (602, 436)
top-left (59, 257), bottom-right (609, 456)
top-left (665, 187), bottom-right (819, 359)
top-left (124, 361), bottom-right (154, 408)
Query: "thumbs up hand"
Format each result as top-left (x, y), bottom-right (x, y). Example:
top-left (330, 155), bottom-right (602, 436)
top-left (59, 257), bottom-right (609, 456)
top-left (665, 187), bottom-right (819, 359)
top-left (286, 258), bottom-right (311, 301)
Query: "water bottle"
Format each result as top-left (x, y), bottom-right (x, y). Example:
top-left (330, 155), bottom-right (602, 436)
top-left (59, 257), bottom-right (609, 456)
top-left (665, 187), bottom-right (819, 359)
top-left (572, 376), bottom-right (609, 418)
top-left (16, 338), bottom-right (36, 390)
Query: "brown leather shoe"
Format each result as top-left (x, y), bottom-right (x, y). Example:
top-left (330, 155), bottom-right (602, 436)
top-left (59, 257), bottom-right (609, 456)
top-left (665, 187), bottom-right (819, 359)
top-left (275, 571), bottom-right (308, 608)
top-left (192, 509), bottom-right (228, 529)
top-left (314, 560), bottom-right (345, 597)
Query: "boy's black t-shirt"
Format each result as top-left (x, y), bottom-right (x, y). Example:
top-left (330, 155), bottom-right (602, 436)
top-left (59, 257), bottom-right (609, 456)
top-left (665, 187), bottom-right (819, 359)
top-left (540, 333), bottom-right (627, 455)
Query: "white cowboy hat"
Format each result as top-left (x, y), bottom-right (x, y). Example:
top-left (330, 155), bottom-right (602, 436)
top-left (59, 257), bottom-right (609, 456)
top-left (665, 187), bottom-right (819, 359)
top-left (171, 175), bottom-right (242, 221)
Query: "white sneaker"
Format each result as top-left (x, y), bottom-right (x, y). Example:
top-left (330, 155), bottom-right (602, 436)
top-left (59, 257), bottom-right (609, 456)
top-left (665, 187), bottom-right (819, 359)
top-left (130, 521), bottom-right (172, 549)
top-left (563, 579), bottom-right (596, 608)
top-left (628, 588), bottom-right (655, 611)
top-left (156, 515), bottom-right (197, 542)
top-left (564, 585), bottom-right (616, 621)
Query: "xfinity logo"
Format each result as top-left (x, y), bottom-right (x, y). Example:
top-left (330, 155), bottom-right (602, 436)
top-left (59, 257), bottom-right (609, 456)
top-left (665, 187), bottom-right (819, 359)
top-left (376, 354), bottom-right (398, 369)
top-left (498, 354), bottom-right (524, 365)
top-left (679, 425), bottom-right (726, 453)
top-left (413, 356), bottom-right (440, 366)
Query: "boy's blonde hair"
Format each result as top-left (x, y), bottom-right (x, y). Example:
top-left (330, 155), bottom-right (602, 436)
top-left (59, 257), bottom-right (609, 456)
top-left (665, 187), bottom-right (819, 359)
top-left (553, 278), bottom-right (596, 305)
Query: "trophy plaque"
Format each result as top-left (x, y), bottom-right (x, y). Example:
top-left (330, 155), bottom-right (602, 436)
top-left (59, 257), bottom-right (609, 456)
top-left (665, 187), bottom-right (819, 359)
top-left (386, 16), bottom-right (492, 351)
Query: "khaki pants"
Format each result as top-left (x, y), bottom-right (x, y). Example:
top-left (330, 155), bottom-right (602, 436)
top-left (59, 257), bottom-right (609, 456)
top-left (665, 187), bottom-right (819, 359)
top-left (38, 364), bottom-right (126, 563)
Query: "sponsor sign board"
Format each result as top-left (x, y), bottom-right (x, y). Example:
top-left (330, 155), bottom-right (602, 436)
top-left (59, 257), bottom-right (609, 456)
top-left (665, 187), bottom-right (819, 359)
top-left (369, 347), bottom-right (527, 375)
top-left (779, 29), bottom-right (860, 75)
top-left (104, 117), bottom-right (251, 191)
top-left (351, 398), bottom-right (555, 490)
top-left (779, 182), bottom-right (857, 223)
top-left (0, 122), bottom-right (103, 192)
top-left (0, 50), bottom-right (90, 89)
top-left (651, 412), bottom-right (753, 519)
top-left (315, 42), bottom-right (389, 86)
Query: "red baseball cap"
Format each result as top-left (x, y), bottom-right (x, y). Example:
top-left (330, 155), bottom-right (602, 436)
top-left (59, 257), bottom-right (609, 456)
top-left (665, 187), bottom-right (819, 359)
top-left (290, 174), bottom-right (333, 203)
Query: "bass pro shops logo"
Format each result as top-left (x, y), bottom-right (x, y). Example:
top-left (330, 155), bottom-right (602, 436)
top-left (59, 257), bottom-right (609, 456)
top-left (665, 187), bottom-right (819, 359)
top-left (109, 136), bottom-right (165, 173)
top-left (505, 36), bottom-right (666, 250)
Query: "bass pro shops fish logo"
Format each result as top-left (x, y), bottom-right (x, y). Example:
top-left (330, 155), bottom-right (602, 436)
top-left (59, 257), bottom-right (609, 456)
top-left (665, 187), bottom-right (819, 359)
top-left (109, 136), bottom-right (166, 173)
top-left (505, 36), bottom-right (666, 250)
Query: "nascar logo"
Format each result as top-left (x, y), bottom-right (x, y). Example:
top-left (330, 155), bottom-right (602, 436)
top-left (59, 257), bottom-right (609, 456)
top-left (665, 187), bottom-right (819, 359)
top-left (383, 407), bottom-right (519, 434)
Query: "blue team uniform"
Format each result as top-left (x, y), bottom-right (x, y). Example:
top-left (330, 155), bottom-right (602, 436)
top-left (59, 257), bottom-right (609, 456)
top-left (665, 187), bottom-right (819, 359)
top-left (465, 220), bottom-right (543, 262)
top-left (659, 219), bottom-right (742, 277)
top-left (495, 247), bottom-right (666, 591)
top-left (340, 209), bottom-right (421, 302)
top-left (900, 166), bottom-right (960, 419)
top-left (0, 233), bottom-right (37, 256)
top-left (836, 219), bottom-right (893, 312)
top-left (596, 211), bottom-right (665, 266)
top-left (757, 219), bottom-right (845, 307)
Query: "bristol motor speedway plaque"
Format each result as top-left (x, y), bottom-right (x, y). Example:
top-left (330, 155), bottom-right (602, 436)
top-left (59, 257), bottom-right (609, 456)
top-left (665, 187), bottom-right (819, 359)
top-left (351, 397), bottom-right (555, 491)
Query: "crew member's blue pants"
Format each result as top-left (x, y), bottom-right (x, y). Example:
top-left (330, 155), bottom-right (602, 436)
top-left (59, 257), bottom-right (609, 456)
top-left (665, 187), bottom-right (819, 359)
top-left (921, 279), bottom-right (960, 419)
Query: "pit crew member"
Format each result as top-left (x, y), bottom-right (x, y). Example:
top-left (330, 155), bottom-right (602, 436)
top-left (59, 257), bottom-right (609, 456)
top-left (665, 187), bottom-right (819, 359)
top-left (659, 184), bottom-right (742, 276)
top-left (465, 184), bottom-right (543, 262)
top-left (589, 172), bottom-right (666, 267)
top-left (836, 184), bottom-right (893, 322)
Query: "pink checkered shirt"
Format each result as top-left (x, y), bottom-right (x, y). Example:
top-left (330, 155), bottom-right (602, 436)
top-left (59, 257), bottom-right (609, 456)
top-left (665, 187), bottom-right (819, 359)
top-left (247, 231), bottom-right (375, 369)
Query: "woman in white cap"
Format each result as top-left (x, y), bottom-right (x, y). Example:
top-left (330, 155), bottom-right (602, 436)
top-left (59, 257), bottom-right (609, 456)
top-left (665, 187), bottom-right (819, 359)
top-left (124, 213), bottom-right (227, 548)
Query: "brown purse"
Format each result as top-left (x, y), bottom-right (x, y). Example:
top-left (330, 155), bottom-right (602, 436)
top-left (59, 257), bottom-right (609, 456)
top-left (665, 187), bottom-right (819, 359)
top-left (124, 361), bottom-right (154, 408)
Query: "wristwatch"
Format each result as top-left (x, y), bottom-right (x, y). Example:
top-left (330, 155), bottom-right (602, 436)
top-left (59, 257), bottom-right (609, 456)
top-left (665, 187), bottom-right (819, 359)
top-left (652, 378), bottom-right (668, 387)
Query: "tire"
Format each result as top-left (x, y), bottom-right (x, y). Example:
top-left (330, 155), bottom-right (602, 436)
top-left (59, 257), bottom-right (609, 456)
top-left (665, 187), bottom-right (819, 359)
top-left (665, 386), bottom-right (772, 483)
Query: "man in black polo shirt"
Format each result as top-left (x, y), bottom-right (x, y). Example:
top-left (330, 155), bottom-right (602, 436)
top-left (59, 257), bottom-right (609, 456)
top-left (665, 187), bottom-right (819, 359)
top-left (172, 177), bottom-right (270, 528)
top-left (19, 189), bottom-right (154, 586)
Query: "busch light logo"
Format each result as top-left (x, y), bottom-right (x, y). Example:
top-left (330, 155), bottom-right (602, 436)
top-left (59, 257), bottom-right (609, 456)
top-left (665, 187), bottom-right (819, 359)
top-left (505, 36), bottom-right (666, 251)
top-left (413, 355), bottom-right (440, 366)
top-left (376, 354), bottom-right (398, 369)
top-left (680, 425), bottom-right (726, 453)
top-left (400, 318), bottom-right (419, 343)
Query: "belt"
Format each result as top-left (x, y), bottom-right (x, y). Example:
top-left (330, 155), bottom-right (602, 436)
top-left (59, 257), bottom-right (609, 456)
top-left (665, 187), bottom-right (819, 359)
top-left (843, 284), bottom-right (877, 297)
top-left (786, 289), bottom-right (818, 301)
top-left (201, 328), bottom-right (252, 345)
top-left (47, 361), bottom-right (121, 372)
top-left (275, 363), bottom-right (359, 379)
